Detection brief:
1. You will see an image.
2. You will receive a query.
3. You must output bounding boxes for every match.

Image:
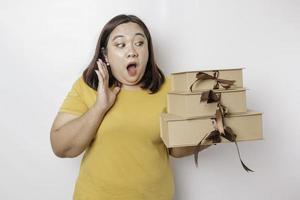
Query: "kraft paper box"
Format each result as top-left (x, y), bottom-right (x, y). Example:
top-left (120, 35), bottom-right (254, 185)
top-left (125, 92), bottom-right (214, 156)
top-left (167, 88), bottom-right (247, 118)
top-left (160, 111), bottom-right (263, 148)
top-left (171, 68), bottom-right (244, 92)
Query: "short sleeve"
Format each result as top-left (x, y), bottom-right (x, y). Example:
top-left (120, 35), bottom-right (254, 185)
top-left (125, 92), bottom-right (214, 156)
top-left (59, 77), bottom-right (88, 116)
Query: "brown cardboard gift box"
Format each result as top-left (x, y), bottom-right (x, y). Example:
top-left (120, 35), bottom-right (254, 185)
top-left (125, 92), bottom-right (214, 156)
top-left (160, 110), bottom-right (263, 148)
top-left (171, 68), bottom-right (244, 92)
top-left (167, 88), bottom-right (247, 118)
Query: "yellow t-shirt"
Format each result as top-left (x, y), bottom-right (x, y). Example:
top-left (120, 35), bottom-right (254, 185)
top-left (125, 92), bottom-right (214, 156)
top-left (59, 75), bottom-right (174, 200)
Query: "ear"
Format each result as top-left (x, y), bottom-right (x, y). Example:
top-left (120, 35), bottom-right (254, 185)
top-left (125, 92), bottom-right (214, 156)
top-left (104, 55), bottom-right (109, 63)
top-left (101, 47), bottom-right (109, 62)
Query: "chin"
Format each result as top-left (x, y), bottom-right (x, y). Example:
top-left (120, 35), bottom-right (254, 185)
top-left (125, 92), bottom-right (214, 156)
top-left (124, 76), bottom-right (143, 85)
top-left (125, 79), bottom-right (140, 85)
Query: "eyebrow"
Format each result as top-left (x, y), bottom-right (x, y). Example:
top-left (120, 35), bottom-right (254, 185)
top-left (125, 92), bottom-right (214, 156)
top-left (112, 33), bottom-right (145, 41)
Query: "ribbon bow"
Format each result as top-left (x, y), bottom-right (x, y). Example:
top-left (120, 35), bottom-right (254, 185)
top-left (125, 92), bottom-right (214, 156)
top-left (194, 102), bottom-right (254, 172)
top-left (189, 71), bottom-right (236, 92)
top-left (200, 90), bottom-right (221, 103)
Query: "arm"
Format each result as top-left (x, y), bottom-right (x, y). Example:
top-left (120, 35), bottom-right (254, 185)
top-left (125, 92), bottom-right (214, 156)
top-left (50, 104), bottom-right (107, 158)
top-left (168, 145), bottom-right (211, 158)
top-left (50, 58), bottom-right (120, 158)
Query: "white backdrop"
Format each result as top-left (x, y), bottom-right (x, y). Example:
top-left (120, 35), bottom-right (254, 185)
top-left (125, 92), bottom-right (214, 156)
top-left (1, 0), bottom-right (299, 199)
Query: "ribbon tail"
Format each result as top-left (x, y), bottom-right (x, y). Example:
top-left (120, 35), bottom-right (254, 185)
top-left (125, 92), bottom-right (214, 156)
top-left (189, 79), bottom-right (199, 92)
top-left (234, 141), bottom-right (254, 172)
top-left (194, 132), bottom-right (211, 167)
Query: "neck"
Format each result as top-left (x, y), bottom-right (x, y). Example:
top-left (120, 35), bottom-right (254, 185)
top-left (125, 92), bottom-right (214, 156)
top-left (121, 84), bottom-right (142, 91)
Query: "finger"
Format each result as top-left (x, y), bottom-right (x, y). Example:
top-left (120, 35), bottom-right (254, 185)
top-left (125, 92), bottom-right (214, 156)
top-left (95, 69), bottom-right (104, 89)
top-left (102, 64), bottom-right (109, 87)
top-left (113, 86), bottom-right (121, 95)
top-left (97, 59), bottom-right (105, 70)
top-left (97, 58), bottom-right (103, 64)
top-left (97, 60), bottom-right (105, 75)
top-left (97, 59), bottom-right (103, 69)
top-left (97, 63), bottom-right (106, 86)
top-left (98, 60), bottom-right (109, 86)
top-left (95, 69), bottom-right (102, 84)
top-left (102, 60), bottom-right (109, 75)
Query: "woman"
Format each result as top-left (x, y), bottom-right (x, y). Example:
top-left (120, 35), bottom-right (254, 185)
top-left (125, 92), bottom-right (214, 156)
top-left (50, 14), bottom-right (209, 199)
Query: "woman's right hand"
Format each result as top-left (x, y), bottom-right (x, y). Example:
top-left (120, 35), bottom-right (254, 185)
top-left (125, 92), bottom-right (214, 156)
top-left (94, 58), bottom-right (121, 112)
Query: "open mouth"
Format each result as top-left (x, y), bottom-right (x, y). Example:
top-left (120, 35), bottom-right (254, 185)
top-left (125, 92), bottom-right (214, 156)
top-left (126, 63), bottom-right (137, 69)
top-left (126, 63), bottom-right (138, 76)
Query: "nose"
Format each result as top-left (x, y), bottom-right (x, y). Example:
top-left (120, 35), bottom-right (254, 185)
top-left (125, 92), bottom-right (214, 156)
top-left (127, 45), bottom-right (138, 58)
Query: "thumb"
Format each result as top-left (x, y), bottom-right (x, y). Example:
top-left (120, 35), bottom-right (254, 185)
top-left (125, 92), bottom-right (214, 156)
top-left (113, 86), bottom-right (121, 95)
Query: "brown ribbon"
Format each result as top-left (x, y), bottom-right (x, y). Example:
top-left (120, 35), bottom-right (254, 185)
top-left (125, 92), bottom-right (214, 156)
top-left (194, 102), bottom-right (254, 172)
top-left (189, 71), bottom-right (236, 92)
top-left (200, 90), bottom-right (221, 103)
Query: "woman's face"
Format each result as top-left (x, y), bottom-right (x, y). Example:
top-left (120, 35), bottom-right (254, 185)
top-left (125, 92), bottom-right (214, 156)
top-left (105, 22), bottom-right (149, 89)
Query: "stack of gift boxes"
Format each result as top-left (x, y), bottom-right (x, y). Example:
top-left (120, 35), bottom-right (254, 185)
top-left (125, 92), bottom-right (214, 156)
top-left (160, 68), bottom-right (263, 170)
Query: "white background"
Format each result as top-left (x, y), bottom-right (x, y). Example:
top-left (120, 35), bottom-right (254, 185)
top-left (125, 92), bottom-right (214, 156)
top-left (1, 0), bottom-right (299, 199)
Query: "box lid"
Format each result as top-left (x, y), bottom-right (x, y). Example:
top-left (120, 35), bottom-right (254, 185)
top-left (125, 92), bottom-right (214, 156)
top-left (171, 67), bottom-right (245, 75)
top-left (161, 110), bottom-right (262, 122)
top-left (168, 87), bottom-right (247, 95)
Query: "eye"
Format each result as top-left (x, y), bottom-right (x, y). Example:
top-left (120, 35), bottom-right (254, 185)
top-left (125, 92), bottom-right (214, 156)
top-left (135, 41), bottom-right (144, 46)
top-left (115, 43), bottom-right (125, 48)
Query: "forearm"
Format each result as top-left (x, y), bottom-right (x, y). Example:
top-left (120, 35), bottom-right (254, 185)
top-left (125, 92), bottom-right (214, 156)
top-left (169, 145), bottom-right (211, 158)
top-left (53, 104), bottom-right (107, 158)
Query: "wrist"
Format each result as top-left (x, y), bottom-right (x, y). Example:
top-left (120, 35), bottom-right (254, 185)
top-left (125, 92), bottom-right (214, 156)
top-left (92, 102), bottom-right (108, 113)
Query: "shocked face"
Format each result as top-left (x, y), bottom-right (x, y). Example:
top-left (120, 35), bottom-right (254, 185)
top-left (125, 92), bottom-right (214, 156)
top-left (105, 22), bottom-right (149, 89)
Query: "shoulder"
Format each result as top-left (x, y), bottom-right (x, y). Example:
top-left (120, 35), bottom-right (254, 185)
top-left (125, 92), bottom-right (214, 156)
top-left (72, 75), bottom-right (91, 91)
top-left (75, 75), bottom-right (85, 86)
top-left (66, 75), bottom-right (92, 98)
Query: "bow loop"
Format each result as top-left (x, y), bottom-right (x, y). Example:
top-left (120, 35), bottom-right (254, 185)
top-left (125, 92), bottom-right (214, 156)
top-left (190, 71), bottom-right (236, 92)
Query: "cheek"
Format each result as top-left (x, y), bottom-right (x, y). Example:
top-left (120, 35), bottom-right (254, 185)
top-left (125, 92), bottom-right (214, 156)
top-left (109, 66), bottom-right (118, 75)
top-left (140, 48), bottom-right (149, 62)
top-left (108, 51), bottom-right (123, 65)
top-left (107, 54), bottom-right (122, 75)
